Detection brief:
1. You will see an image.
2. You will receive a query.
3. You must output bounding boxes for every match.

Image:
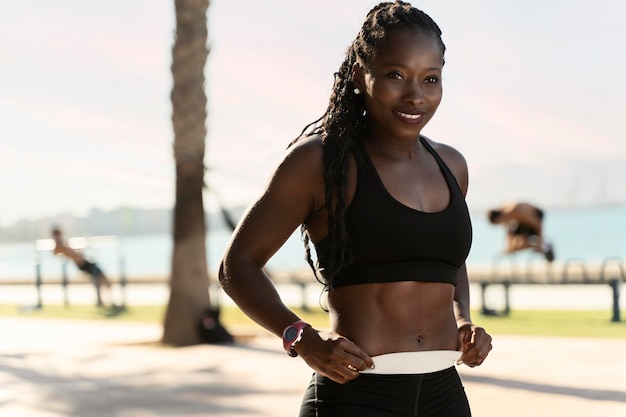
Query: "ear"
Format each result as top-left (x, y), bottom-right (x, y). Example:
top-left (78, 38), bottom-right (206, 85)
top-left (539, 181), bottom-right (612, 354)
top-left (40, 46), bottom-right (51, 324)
top-left (351, 62), bottom-right (364, 91)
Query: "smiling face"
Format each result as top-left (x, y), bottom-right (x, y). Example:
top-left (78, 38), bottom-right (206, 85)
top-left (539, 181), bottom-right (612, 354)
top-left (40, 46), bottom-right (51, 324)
top-left (354, 30), bottom-right (444, 144)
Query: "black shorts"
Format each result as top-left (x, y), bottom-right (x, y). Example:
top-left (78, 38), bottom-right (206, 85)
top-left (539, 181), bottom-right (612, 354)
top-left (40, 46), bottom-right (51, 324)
top-left (510, 223), bottom-right (538, 237)
top-left (299, 366), bottom-right (471, 417)
top-left (78, 261), bottom-right (103, 284)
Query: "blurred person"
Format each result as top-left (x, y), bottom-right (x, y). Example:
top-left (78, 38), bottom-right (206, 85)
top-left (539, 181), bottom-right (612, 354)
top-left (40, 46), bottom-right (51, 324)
top-left (488, 202), bottom-right (555, 262)
top-left (51, 228), bottom-right (114, 307)
top-left (219, 2), bottom-right (492, 416)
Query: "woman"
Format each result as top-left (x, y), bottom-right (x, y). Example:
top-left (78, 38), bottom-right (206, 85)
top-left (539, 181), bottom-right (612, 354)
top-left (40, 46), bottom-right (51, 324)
top-left (219, 2), bottom-right (492, 415)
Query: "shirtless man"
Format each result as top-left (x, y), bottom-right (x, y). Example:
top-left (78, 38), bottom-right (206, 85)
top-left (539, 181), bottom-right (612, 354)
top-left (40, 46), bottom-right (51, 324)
top-left (52, 228), bottom-right (113, 306)
top-left (488, 202), bottom-right (555, 262)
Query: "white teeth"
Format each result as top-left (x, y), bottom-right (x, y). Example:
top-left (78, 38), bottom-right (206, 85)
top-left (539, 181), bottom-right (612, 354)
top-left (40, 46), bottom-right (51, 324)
top-left (397, 112), bottom-right (421, 119)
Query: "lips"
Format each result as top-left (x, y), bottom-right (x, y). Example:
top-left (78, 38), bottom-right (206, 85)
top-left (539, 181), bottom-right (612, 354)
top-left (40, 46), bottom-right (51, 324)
top-left (393, 110), bottom-right (425, 124)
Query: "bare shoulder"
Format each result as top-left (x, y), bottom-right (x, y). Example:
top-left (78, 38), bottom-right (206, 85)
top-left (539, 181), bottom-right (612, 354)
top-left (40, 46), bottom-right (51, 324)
top-left (423, 136), bottom-right (467, 168)
top-left (422, 136), bottom-right (469, 193)
top-left (283, 134), bottom-right (324, 166)
top-left (272, 134), bottom-right (326, 209)
top-left (277, 135), bottom-right (324, 184)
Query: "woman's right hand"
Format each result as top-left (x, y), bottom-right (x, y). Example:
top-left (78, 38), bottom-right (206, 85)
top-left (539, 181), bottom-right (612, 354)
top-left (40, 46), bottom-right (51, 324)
top-left (295, 327), bottom-right (375, 384)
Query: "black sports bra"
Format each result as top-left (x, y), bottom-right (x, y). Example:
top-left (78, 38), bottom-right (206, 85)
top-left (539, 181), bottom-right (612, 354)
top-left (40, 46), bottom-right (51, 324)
top-left (314, 136), bottom-right (472, 288)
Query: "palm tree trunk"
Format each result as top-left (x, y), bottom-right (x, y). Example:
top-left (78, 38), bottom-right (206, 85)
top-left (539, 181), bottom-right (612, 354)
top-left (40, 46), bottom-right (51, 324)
top-left (162, 0), bottom-right (211, 346)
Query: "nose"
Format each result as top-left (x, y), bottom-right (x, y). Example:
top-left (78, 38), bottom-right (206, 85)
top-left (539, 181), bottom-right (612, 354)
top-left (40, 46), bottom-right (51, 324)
top-left (402, 80), bottom-right (425, 104)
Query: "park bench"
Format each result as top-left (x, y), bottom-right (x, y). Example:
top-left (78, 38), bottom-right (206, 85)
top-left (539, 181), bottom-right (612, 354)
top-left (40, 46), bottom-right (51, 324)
top-left (470, 254), bottom-right (624, 322)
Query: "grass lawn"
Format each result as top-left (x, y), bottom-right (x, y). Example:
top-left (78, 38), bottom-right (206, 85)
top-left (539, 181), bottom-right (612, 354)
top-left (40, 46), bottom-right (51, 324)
top-left (1, 303), bottom-right (624, 339)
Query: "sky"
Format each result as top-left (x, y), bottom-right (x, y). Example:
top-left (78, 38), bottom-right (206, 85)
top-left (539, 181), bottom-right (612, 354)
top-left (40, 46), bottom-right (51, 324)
top-left (1, 0), bottom-right (625, 227)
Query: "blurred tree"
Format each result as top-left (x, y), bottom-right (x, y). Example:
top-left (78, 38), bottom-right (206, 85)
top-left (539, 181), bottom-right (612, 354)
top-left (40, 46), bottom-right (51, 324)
top-left (162, 0), bottom-right (231, 345)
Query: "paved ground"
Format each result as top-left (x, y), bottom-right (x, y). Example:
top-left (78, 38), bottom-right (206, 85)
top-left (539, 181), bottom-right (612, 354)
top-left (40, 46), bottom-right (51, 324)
top-left (1, 317), bottom-right (625, 417)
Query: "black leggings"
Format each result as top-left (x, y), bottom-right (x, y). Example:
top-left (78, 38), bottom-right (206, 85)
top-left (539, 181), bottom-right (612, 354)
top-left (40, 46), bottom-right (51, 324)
top-left (299, 366), bottom-right (471, 417)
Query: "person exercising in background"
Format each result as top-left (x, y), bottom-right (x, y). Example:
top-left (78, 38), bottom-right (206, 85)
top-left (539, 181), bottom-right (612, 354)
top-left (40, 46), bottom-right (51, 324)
top-left (51, 228), bottom-right (113, 306)
top-left (488, 202), bottom-right (555, 262)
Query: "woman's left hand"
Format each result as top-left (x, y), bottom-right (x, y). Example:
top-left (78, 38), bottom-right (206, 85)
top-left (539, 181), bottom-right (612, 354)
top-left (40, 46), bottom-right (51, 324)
top-left (457, 323), bottom-right (492, 367)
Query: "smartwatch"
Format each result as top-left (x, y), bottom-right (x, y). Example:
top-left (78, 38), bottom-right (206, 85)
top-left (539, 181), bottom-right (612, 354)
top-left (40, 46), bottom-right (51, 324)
top-left (282, 320), bottom-right (311, 357)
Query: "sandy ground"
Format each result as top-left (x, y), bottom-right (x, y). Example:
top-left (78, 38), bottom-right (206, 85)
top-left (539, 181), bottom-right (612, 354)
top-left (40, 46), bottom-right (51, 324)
top-left (0, 317), bottom-right (625, 417)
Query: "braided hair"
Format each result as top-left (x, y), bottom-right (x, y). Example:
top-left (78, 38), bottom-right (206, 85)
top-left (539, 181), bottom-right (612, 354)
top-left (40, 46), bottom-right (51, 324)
top-left (294, 1), bottom-right (446, 289)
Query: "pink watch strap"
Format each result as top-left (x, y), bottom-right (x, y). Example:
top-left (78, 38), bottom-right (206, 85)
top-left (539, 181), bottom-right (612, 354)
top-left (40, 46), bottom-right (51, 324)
top-left (282, 320), bottom-right (311, 357)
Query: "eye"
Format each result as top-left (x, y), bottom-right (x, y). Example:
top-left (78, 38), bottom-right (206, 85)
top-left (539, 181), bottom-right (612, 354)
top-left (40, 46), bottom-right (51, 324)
top-left (387, 70), bottom-right (404, 80)
top-left (424, 75), bottom-right (440, 84)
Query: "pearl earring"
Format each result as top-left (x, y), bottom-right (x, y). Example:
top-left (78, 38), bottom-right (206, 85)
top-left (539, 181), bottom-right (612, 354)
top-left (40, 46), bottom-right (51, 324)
top-left (353, 87), bottom-right (361, 95)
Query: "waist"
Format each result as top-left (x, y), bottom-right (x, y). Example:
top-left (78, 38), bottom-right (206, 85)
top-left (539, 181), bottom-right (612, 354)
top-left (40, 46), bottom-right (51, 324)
top-left (360, 350), bottom-right (461, 375)
top-left (328, 283), bottom-right (459, 355)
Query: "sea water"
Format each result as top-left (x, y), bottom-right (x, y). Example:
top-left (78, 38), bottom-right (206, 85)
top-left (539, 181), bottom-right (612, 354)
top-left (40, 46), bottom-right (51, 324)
top-left (0, 206), bottom-right (625, 282)
top-left (1, 206), bottom-right (625, 311)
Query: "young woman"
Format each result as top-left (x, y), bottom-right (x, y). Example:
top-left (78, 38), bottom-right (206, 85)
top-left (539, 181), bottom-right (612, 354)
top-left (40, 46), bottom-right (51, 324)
top-left (219, 2), bottom-right (492, 415)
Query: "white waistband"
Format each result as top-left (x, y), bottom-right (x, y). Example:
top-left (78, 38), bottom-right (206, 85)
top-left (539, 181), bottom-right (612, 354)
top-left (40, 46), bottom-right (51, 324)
top-left (360, 350), bottom-right (461, 375)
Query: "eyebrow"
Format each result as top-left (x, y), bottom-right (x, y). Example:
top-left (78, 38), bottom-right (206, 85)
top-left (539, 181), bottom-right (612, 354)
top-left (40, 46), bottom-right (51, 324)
top-left (384, 63), bottom-right (442, 72)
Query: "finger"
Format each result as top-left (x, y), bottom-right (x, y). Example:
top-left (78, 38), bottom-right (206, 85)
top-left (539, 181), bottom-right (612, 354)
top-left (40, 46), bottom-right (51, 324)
top-left (473, 331), bottom-right (493, 357)
top-left (315, 358), bottom-right (359, 384)
top-left (458, 351), bottom-right (474, 367)
top-left (323, 369), bottom-right (354, 384)
top-left (459, 338), bottom-right (492, 367)
top-left (359, 355), bottom-right (375, 370)
top-left (466, 328), bottom-right (490, 352)
top-left (339, 341), bottom-right (375, 370)
top-left (331, 363), bottom-right (360, 383)
top-left (459, 342), bottom-right (480, 363)
top-left (314, 342), bottom-right (369, 378)
top-left (339, 353), bottom-right (373, 372)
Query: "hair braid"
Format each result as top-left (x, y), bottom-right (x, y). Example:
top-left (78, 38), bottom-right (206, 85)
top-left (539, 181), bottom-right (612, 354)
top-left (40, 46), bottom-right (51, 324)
top-left (293, 1), bottom-right (446, 289)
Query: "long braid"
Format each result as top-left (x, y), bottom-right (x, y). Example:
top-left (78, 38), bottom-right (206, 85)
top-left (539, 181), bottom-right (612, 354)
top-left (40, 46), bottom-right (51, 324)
top-left (293, 1), bottom-right (446, 289)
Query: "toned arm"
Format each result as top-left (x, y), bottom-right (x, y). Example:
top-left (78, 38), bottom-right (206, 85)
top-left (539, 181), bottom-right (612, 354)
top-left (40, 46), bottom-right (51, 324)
top-left (434, 140), bottom-right (492, 366)
top-left (218, 138), bottom-right (324, 338)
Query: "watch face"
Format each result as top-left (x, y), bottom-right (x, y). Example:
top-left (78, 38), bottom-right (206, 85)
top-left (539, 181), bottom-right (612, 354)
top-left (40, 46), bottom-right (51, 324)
top-left (284, 326), bottom-right (298, 342)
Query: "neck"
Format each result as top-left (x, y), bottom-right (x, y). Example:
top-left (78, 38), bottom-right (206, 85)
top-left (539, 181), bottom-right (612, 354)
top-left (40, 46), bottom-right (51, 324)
top-left (362, 134), bottom-right (423, 161)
